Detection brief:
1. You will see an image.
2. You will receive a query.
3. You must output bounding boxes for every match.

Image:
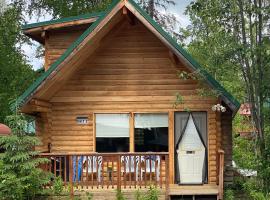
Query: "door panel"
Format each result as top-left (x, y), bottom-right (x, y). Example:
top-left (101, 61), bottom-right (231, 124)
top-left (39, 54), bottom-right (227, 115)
top-left (178, 149), bottom-right (205, 184)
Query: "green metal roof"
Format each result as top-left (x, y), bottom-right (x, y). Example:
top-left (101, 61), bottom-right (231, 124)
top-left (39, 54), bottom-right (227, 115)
top-left (19, 0), bottom-right (240, 112)
top-left (22, 11), bottom-right (105, 30)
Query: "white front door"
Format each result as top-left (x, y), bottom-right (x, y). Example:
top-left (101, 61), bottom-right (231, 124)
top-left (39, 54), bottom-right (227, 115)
top-left (177, 114), bottom-right (205, 184)
top-left (177, 148), bottom-right (205, 184)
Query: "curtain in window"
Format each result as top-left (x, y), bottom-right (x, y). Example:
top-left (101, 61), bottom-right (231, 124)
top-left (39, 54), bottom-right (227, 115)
top-left (134, 113), bottom-right (168, 128)
top-left (96, 114), bottom-right (130, 138)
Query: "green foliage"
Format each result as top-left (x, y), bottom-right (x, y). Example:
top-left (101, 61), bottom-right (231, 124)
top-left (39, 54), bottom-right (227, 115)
top-left (173, 92), bottom-right (184, 108)
top-left (196, 88), bottom-right (220, 98)
top-left (231, 176), bottom-right (245, 191)
top-left (116, 189), bottom-right (126, 200)
top-left (86, 191), bottom-right (93, 200)
top-left (177, 70), bottom-right (198, 80)
top-left (233, 135), bottom-right (256, 170)
top-left (242, 178), bottom-right (269, 200)
top-left (52, 176), bottom-right (64, 195)
top-left (224, 188), bottom-right (234, 200)
top-left (21, 0), bottom-right (178, 38)
top-left (233, 113), bottom-right (270, 194)
top-left (177, 69), bottom-right (220, 98)
top-left (0, 6), bottom-right (36, 122)
top-left (0, 112), bottom-right (51, 199)
top-left (144, 186), bottom-right (159, 200)
top-left (183, 107), bottom-right (191, 112)
top-left (249, 191), bottom-right (270, 200)
top-left (134, 186), bottom-right (159, 200)
top-left (28, 0), bottom-right (112, 18)
top-left (183, 0), bottom-right (270, 195)
top-left (180, 0), bottom-right (245, 102)
top-left (135, 189), bottom-right (143, 200)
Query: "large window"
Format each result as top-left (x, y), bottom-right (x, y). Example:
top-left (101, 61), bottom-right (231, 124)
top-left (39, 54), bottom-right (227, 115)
top-left (96, 113), bottom-right (129, 152)
top-left (134, 113), bottom-right (168, 152)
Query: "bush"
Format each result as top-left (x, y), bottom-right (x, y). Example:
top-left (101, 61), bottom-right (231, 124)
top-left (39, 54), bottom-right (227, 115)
top-left (134, 186), bottom-right (159, 200)
top-left (144, 186), bottom-right (159, 200)
top-left (241, 178), bottom-right (270, 200)
top-left (0, 113), bottom-right (52, 199)
top-left (86, 191), bottom-right (93, 200)
top-left (52, 176), bottom-right (64, 195)
top-left (249, 191), bottom-right (269, 200)
top-left (231, 176), bottom-right (245, 191)
top-left (135, 189), bottom-right (143, 200)
top-left (116, 189), bottom-right (126, 200)
top-left (224, 189), bottom-right (234, 200)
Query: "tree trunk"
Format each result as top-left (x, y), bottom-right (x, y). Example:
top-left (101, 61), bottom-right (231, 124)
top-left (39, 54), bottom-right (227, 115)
top-left (148, 0), bottom-right (154, 18)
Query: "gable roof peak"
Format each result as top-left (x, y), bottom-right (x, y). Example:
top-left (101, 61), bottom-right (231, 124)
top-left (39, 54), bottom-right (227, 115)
top-left (19, 0), bottom-right (240, 115)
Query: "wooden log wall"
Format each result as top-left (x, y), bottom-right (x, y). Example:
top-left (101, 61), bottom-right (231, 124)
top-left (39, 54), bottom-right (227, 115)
top-left (35, 112), bottom-right (51, 152)
top-left (38, 20), bottom-right (220, 184)
top-left (45, 29), bottom-right (86, 70)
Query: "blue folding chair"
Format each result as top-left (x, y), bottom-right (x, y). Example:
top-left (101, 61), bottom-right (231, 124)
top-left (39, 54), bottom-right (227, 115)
top-left (73, 156), bottom-right (83, 182)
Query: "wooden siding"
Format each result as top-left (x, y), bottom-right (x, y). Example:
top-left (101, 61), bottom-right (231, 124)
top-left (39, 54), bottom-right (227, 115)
top-left (37, 20), bottom-right (220, 184)
top-left (45, 29), bottom-right (85, 70)
top-left (35, 113), bottom-right (51, 152)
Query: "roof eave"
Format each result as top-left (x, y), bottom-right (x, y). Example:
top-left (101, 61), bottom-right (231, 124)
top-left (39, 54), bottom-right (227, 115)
top-left (22, 11), bottom-right (105, 30)
top-left (22, 12), bottom-right (104, 43)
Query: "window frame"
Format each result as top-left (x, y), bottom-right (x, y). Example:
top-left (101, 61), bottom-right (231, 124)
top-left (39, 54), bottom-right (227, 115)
top-left (93, 112), bottom-right (169, 153)
top-left (133, 112), bottom-right (169, 152)
top-left (93, 112), bottom-right (130, 152)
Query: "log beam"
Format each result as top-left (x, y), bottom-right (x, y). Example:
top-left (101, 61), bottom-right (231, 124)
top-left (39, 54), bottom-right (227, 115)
top-left (30, 99), bottom-right (51, 108)
top-left (21, 99), bottom-right (51, 113)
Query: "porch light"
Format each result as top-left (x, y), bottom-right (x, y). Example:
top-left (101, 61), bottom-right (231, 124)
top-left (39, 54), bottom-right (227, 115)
top-left (211, 104), bottom-right (226, 112)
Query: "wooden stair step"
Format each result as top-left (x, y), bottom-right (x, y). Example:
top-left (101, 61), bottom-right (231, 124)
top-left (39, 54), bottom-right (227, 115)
top-left (168, 184), bottom-right (219, 195)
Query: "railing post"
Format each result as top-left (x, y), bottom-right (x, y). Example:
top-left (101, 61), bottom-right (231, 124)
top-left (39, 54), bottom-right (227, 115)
top-left (165, 154), bottom-right (170, 200)
top-left (165, 155), bottom-right (169, 188)
top-left (69, 155), bottom-right (74, 199)
top-left (117, 155), bottom-right (121, 190)
top-left (218, 150), bottom-right (225, 200)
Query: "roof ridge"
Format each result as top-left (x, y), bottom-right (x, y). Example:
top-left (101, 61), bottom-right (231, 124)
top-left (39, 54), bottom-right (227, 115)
top-left (22, 11), bottom-right (105, 30)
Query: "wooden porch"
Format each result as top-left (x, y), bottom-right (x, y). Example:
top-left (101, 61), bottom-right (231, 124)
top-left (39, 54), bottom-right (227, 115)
top-left (39, 151), bottom-right (225, 199)
top-left (40, 152), bottom-right (169, 189)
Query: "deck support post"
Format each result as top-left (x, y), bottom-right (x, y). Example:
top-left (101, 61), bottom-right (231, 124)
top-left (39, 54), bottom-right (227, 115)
top-left (117, 155), bottom-right (121, 190)
top-left (218, 150), bottom-right (225, 200)
top-left (165, 154), bottom-right (170, 200)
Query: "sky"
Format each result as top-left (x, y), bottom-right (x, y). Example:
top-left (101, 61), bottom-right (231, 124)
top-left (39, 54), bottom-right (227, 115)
top-left (21, 0), bottom-right (192, 70)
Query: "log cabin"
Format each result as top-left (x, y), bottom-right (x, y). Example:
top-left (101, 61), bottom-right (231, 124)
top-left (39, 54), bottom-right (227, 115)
top-left (19, 0), bottom-right (240, 199)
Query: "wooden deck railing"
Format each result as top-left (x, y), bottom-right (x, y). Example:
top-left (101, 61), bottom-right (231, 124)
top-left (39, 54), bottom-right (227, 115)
top-left (39, 152), bottom-right (169, 193)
